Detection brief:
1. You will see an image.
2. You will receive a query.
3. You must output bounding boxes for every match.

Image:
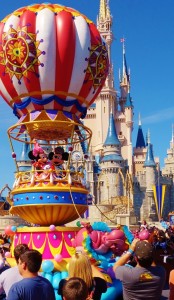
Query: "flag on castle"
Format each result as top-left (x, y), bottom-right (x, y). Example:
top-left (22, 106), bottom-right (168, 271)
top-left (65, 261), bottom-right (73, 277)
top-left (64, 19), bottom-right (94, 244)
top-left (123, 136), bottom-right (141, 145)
top-left (152, 185), bottom-right (166, 220)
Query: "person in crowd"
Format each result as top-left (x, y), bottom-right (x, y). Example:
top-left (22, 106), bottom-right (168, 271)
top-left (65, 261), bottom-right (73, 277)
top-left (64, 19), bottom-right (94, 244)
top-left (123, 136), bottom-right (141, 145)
top-left (58, 252), bottom-right (107, 300)
top-left (0, 247), bottom-right (10, 271)
top-left (0, 243), bottom-right (29, 299)
top-left (165, 226), bottom-right (174, 241)
top-left (62, 277), bottom-right (89, 300)
top-left (113, 239), bottom-right (166, 300)
top-left (7, 249), bottom-right (55, 300)
top-left (169, 269), bottom-right (174, 300)
top-left (140, 219), bottom-right (148, 230)
top-left (0, 248), bottom-right (11, 300)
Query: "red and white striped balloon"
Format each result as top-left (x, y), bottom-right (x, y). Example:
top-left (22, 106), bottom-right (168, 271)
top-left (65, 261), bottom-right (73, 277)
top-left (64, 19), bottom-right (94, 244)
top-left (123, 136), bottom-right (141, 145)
top-left (0, 3), bottom-right (109, 119)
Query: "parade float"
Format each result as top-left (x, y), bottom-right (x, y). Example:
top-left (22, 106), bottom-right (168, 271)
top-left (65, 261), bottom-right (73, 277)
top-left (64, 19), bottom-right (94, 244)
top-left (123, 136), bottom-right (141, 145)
top-left (0, 3), bottom-right (130, 299)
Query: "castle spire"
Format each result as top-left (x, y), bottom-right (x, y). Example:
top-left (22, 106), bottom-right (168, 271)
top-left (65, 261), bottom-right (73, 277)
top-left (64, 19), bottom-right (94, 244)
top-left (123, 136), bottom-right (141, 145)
top-left (169, 124), bottom-right (174, 149)
top-left (97, 0), bottom-right (112, 62)
top-left (120, 38), bottom-right (130, 88)
top-left (99, 0), bottom-right (110, 21)
top-left (124, 91), bottom-right (133, 108)
top-left (17, 134), bottom-right (31, 171)
top-left (99, 113), bottom-right (123, 202)
top-left (162, 124), bottom-right (174, 177)
top-left (104, 113), bottom-right (120, 146)
top-left (144, 130), bottom-right (156, 167)
top-left (147, 129), bottom-right (150, 144)
top-left (119, 38), bottom-right (131, 111)
top-left (20, 135), bottom-right (29, 161)
top-left (99, 0), bottom-right (107, 20)
top-left (135, 114), bottom-right (145, 148)
top-left (101, 113), bottom-right (123, 164)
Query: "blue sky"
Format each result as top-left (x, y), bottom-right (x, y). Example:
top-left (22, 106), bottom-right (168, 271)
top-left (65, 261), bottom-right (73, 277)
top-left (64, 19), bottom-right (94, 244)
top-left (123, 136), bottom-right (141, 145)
top-left (0, 0), bottom-right (174, 188)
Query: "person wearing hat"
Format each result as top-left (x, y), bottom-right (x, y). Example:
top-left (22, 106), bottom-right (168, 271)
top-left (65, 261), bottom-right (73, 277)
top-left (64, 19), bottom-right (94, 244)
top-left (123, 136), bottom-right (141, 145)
top-left (113, 238), bottom-right (166, 300)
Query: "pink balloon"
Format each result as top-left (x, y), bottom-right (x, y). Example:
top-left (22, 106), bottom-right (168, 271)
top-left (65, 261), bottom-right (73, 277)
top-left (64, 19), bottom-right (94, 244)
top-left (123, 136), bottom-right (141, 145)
top-left (5, 251), bottom-right (11, 258)
top-left (4, 225), bottom-right (14, 236)
top-left (139, 229), bottom-right (150, 241)
top-left (109, 229), bottom-right (125, 240)
top-left (54, 254), bottom-right (63, 263)
top-left (49, 224), bottom-right (56, 231)
top-left (72, 228), bottom-right (87, 247)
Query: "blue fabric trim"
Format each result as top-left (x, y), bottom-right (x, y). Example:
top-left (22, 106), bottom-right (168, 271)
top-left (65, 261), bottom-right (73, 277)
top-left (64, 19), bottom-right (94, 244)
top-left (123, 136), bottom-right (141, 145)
top-left (13, 95), bottom-right (87, 118)
top-left (13, 191), bottom-right (87, 206)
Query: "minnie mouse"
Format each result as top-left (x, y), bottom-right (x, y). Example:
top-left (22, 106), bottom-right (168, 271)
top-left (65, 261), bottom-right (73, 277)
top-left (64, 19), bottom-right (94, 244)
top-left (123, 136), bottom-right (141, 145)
top-left (48, 147), bottom-right (69, 178)
top-left (28, 141), bottom-right (49, 173)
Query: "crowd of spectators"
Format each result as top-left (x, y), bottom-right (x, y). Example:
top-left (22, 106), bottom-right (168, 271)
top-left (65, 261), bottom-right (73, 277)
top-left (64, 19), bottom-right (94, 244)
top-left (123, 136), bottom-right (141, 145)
top-left (0, 225), bottom-right (174, 299)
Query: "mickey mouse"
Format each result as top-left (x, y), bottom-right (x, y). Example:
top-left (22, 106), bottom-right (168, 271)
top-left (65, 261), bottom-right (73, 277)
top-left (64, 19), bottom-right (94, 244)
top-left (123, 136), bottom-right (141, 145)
top-left (48, 147), bottom-right (69, 178)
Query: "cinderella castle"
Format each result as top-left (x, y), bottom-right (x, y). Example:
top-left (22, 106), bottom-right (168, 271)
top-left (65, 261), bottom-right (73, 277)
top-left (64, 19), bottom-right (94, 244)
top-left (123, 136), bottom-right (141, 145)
top-left (80, 0), bottom-right (174, 226)
top-left (1, 0), bottom-right (174, 228)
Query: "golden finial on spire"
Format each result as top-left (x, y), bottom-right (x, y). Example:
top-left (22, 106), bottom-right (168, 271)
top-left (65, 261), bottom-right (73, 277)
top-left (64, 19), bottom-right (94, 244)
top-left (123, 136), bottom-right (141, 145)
top-left (99, 0), bottom-right (107, 20)
top-left (106, 0), bottom-right (111, 17)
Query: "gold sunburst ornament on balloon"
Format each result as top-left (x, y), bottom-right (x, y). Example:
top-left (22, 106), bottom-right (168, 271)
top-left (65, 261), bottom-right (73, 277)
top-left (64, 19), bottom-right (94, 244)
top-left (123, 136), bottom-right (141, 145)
top-left (0, 26), bottom-right (43, 82)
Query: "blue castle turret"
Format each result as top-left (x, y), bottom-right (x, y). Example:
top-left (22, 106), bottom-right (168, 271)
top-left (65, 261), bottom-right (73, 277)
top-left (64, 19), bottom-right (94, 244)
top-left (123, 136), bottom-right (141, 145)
top-left (101, 113), bottom-right (123, 164)
top-left (17, 134), bottom-right (31, 172)
top-left (124, 91), bottom-right (133, 108)
top-left (143, 130), bottom-right (157, 222)
top-left (144, 130), bottom-right (156, 167)
top-left (99, 113), bottom-right (124, 200)
top-left (136, 114), bottom-right (145, 148)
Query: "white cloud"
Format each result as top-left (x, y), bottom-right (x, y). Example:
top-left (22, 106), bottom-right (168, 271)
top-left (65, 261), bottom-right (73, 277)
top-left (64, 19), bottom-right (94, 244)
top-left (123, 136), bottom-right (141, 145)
top-left (141, 107), bottom-right (174, 124)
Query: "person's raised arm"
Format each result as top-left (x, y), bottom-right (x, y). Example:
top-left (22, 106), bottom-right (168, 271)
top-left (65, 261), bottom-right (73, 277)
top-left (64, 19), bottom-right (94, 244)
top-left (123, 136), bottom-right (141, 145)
top-left (113, 238), bottom-right (139, 272)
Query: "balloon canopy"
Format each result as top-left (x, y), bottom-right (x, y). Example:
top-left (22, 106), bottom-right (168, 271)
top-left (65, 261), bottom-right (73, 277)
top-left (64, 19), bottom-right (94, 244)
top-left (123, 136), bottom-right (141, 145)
top-left (0, 3), bottom-right (109, 120)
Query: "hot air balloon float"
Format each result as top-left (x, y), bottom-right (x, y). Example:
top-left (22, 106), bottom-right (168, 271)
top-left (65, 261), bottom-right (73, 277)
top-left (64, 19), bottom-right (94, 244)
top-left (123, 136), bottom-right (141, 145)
top-left (0, 3), bottom-right (128, 299)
